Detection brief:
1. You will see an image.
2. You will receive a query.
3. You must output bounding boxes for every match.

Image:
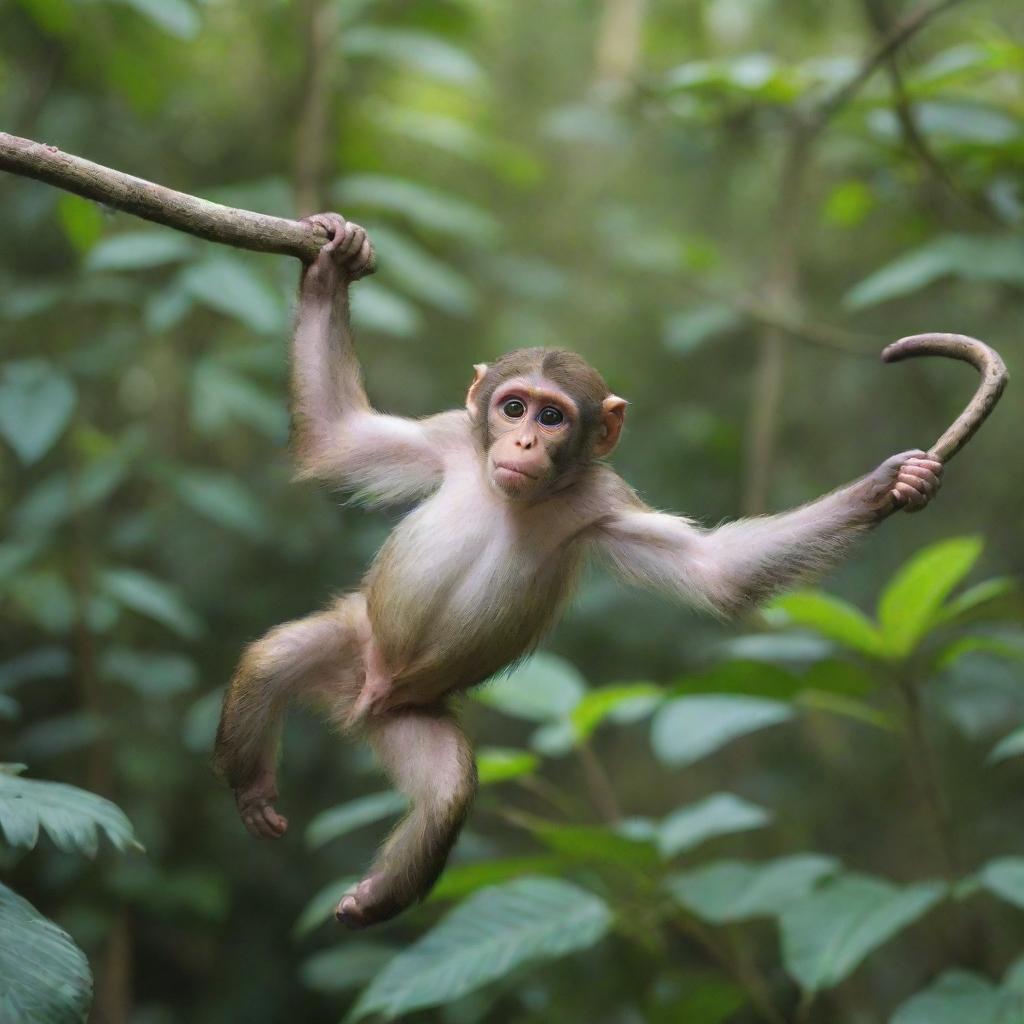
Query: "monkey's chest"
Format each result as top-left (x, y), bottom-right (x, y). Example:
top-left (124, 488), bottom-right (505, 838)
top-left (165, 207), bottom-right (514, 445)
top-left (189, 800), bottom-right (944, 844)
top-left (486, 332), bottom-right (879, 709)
top-left (364, 498), bottom-right (580, 696)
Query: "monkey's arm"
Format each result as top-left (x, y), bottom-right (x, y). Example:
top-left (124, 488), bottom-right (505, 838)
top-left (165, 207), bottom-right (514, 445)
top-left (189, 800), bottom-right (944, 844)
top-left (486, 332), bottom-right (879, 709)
top-left (291, 214), bottom-right (457, 503)
top-left (589, 451), bottom-right (942, 617)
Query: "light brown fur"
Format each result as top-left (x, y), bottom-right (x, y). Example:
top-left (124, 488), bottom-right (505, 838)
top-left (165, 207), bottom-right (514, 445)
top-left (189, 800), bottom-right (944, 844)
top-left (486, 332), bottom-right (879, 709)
top-left (214, 213), bottom-right (944, 929)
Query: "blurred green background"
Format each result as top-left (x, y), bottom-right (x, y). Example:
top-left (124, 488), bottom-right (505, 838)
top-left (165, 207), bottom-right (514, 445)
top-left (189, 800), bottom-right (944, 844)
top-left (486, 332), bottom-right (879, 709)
top-left (1, 1), bottom-right (1023, 1022)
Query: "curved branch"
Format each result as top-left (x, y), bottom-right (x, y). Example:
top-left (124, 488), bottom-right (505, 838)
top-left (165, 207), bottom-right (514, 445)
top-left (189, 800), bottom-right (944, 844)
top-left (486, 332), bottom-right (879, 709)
top-left (0, 131), bottom-right (328, 261)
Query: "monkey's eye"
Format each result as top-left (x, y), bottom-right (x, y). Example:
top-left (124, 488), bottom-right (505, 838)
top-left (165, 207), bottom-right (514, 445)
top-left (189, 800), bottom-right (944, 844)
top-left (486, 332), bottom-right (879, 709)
top-left (502, 399), bottom-right (526, 419)
top-left (538, 406), bottom-right (564, 427)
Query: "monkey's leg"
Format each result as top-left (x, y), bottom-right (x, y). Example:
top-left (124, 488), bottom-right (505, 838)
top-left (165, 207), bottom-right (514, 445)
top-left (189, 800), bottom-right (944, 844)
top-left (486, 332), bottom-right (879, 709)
top-left (214, 596), bottom-right (365, 839)
top-left (336, 703), bottom-right (477, 929)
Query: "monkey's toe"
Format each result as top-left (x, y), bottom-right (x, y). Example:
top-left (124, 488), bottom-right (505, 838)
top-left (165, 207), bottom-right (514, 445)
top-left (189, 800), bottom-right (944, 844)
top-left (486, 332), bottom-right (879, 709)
top-left (335, 894), bottom-right (369, 930)
top-left (239, 797), bottom-right (288, 840)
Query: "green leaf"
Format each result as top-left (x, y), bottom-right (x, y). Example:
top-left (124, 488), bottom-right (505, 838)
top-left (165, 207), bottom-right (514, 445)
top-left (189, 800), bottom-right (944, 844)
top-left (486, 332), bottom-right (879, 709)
top-left (658, 794), bottom-right (771, 858)
top-left (935, 578), bottom-right (1018, 627)
top-left (366, 224), bottom-right (477, 316)
top-left (651, 695), bottom-right (793, 768)
top-left (293, 876), bottom-right (357, 938)
top-left (99, 648), bottom-right (198, 698)
top-left (779, 873), bottom-right (946, 994)
top-left (978, 858), bottom-right (1024, 910)
top-left (891, 970), bottom-right (1009, 1024)
top-left (343, 26), bottom-right (483, 85)
top-left (180, 257), bottom-right (286, 334)
top-left (989, 729), bottom-right (1024, 764)
top-left (86, 231), bottom-right (196, 270)
top-left (174, 471), bottom-right (269, 540)
top-left (0, 881), bottom-right (92, 1023)
top-left (350, 280), bottom-right (423, 337)
top-left (794, 691), bottom-right (895, 731)
top-left (305, 792), bottom-right (407, 850)
top-left (570, 684), bottom-right (662, 741)
top-left (0, 360), bottom-right (76, 464)
top-left (111, 0), bottom-right (200, 39)
top-left (768, 591), bottom-right (884, 657)
top-left (0, 765), bottom-right (142, 856)
top-left (99, 568), bottom-right (202, 639)
top-left (191, 362), bottom-right (288, 441)
top-left (429, 857), bottom-right (562, 903)
top-left (844, 235), bottom-right (1024, 310)
top-left (662, 303), bottom-right (742, 356)
top-left (0, 648), bottom-right (71, 691)
top-left (528, 819), bottom-right (659, 868)
top-left (350, 878), bottom-right (612, 1020)
top-left (301, 941), bottom-right (395, 995)
top-left (336, 174), bottom-right (500, 245)
top-left (878, 537), bottom-right (983, 657)
top-left (671, 660), bottom-right (803, 698)
top-left (475, 654), bottom-right (585, 722)
top-left (667, 854), bottom-right (839, 923)
top-left (476, 747), bottom-right (539, 785)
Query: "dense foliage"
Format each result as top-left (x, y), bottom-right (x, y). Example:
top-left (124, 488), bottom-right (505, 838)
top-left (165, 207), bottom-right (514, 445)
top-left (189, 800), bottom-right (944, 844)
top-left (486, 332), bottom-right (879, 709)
top-left (1, 1), bottom-right (1022, 1021)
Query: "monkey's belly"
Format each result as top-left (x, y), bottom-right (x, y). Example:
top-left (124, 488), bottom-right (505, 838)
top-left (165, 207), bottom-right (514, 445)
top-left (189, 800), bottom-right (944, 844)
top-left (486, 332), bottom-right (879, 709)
top-left (365, 551), bottom-right (579, 704)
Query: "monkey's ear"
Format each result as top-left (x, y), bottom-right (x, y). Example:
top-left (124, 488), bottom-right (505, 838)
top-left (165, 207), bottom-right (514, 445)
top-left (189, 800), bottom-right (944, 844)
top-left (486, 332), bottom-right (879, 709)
top-left (465, 363), bottom-right (488, 417)
top-left (593, 395), bottom-right (627, 457)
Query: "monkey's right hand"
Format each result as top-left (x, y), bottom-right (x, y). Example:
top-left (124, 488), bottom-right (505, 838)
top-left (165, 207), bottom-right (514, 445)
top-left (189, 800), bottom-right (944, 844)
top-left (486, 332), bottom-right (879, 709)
top-left (302, 212), bottom-right (376, 288)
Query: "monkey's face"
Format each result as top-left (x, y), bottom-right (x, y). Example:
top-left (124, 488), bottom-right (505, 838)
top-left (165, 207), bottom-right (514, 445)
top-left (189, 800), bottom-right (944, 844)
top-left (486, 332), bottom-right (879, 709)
top-left (483, 377), bottom-right (579, 500)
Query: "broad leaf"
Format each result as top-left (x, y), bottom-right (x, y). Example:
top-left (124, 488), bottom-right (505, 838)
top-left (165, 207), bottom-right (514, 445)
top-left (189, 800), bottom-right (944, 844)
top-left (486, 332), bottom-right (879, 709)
top-left (475, 653), bottom-right (585, 722)
top-left (99, 569), bottom-right (202, 639)
top-left (936, 578), bottom-right (1018, 627)
top-left (651, 695), bottom-right (793, 767)
top-left (343, 27), bottom-right (483, 85)
top-left (300, 941), bottom-right (395, 995)
top-left (86, 231), bottom-right (195, 270)
top-left (174, 471), bottom-right (269, 540)
top-left (571, 684), bottom-right (662, 741)
top-left (891, 970), bottom-right (1011, 1024)
top-left (350, 280), bottom-right (423, 337)
top-left (0, 765), bottom-right (142, 856)
top-left (779, 873), bottom-right (946, 993)
top-left (768, 591), bottom-right (884, 657)
top-left (668, 854), bottom-right (839, 923)
top-left (990, 730), bottom-right (1024, 764)
top-left (111, 0), bottom-right (200, 38)
top-left (476, 747), bottom-right (538, 785)
top-left (0, 882), bottom-right (92, 1023)
top-left (658, 794), bottom-right (771, 858)
top-left (429, 857), bottom-right (562, 903)
top-left (844, 235), bottom-right (1024, 309)
top-left (978, 857), bottom-right (1024, 910)
top-left (293, 877), bottom-right (357, 938)
top-left (350, 878), bottom-right (612, 1020)
top-left (0, 360), bottom-right (76, 465)
top-left (306, 792), bottom-right (407, 850)
top-left (336, 174), bottom-right (500, 245)
top-left (527, 820), bottom-right (658, 868)
top-left (99, 648), bottom-right (198, 698)
top-left (180, 257), bottom-right (286, 334)
top-left (878, 537), bottom-right (983, 657)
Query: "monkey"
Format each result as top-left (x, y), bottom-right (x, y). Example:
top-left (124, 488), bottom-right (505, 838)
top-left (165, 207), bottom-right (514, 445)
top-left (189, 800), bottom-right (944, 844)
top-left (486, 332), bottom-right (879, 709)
top-left (214, 212), bottom-right (943, 929)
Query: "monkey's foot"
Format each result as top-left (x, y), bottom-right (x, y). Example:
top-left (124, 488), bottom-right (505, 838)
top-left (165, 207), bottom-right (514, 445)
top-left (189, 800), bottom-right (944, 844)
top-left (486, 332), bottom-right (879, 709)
top-left (335, 874), bottom-right (403, 930)
top-left (235, 775), bottom-right (288, 840)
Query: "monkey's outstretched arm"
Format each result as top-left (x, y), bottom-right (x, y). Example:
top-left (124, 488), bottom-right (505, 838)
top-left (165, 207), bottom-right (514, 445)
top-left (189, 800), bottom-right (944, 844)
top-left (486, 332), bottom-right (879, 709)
top-left (290, 213), bottom-right (457, 503)
top-left (591, 451), bottom-right (942, 617)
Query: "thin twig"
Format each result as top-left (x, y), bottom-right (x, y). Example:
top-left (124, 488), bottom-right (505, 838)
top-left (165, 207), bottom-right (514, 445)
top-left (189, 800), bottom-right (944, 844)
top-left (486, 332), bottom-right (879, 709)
top-left (0, 131), bottom-right (329, 261)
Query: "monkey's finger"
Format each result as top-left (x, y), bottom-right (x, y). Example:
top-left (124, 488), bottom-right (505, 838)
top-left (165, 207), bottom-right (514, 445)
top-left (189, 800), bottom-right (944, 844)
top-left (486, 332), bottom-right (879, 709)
top-left (338, 224), bottom-right (365, 258)
top-left (354, 237), bottom-right (373, 273)
top-left (895, 473), bottom-right (930, 498)
top-left (261, 805), bottom-right (288, 837)
top-left (901, 464), bottom-right (937, 483)
top-left (895, 482), bottom-right (928, 509)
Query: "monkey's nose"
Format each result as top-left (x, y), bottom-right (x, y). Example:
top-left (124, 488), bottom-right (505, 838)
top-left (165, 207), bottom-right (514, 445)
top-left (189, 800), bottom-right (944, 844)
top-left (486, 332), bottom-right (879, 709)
top-left (517, 435), bottom-right (536, 449)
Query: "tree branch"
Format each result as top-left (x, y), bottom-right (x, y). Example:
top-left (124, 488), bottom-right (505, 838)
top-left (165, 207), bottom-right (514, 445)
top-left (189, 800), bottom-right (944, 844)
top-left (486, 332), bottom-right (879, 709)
top-left (0, 131), bottom-right (328, 260)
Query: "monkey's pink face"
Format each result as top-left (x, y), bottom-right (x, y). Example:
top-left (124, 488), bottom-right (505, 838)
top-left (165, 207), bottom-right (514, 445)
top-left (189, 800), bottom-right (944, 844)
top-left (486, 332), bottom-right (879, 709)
top-left (485, 378), bottom-right (577, 500)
